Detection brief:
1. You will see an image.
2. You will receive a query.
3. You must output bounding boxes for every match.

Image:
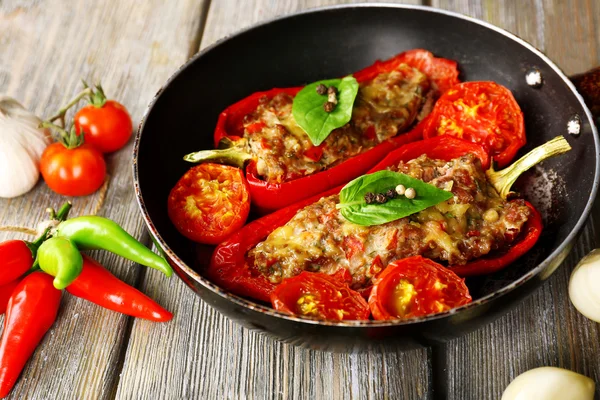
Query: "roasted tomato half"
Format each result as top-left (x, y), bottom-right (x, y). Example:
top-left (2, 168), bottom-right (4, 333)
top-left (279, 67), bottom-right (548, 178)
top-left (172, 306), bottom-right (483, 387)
top-left (422, 81), bottom-right (525, 167)
top-left (270, 272), bottom-right (370, 321)
top-left (369, 256), bottom-right (472, 321)
top-left (168, 163), bottom-right (250, 245)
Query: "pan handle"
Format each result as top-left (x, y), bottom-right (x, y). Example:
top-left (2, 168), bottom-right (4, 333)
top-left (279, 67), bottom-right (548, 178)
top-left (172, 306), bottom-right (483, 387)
top-left (570, 67), bottom-right (600, 120)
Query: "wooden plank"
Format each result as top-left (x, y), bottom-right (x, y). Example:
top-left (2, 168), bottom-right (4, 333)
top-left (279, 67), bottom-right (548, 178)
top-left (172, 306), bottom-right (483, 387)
top-left (431, 1), bottom-right (600, 399)
top-left (117, 1), bottom-right (431, 399)
top-left (0, 0), bottom-right (207, 398)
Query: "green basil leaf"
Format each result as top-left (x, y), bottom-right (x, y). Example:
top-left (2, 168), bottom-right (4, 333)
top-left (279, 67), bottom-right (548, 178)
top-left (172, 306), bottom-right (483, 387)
top-left (292, 76), bottom-right (359, 146)
top-left (338, 170), bottom-right (454, 226)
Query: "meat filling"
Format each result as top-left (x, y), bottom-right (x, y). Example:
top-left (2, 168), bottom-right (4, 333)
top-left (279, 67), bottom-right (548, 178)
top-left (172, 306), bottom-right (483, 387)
top-left (249, 153), bottom-right (531, 288)
top-left (241, 64), bottom-right (431, 183)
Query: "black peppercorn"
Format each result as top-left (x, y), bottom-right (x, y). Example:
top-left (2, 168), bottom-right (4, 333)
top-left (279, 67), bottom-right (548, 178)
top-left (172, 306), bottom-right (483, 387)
top-left (375, 194), bottom-right (387, 204)
top-left (316, 84), bottom-right (327, 95)
top-left (323, 101), bottom-right (335, 113)
top-left (327, 86), bottom-right (338, 95)
top-left (385, 189), bottom-right (396, 199)
top-left (364, 192), bottom-right (376, 204)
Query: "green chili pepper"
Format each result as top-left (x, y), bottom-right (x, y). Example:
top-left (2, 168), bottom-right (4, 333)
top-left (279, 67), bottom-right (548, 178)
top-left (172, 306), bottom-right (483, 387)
top-left (54, 216), bottom-right (173, 277)
top-left (37, 237), bottom-right (83, 289)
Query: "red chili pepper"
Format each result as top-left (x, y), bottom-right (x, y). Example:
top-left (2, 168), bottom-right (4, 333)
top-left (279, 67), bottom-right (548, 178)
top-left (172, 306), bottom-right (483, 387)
top-left (0, 272), bottom-right (61, 397)
top-left (209, 136), bottom-right (541, 301)
top-left (66, 255), bottom-right (172, 322)
top-left (213, 49), bottom-right (460, 213)
top-left (0, 280), bottom-right (20, 316)
top-left (0, 241), bottom-right (34, 287)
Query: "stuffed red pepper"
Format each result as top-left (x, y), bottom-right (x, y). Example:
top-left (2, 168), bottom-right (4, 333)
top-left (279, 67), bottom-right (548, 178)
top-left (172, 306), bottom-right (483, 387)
top-left (208, 135), bottom-right (570, 309)
top-left (186, 49), bottom-right (460, 212)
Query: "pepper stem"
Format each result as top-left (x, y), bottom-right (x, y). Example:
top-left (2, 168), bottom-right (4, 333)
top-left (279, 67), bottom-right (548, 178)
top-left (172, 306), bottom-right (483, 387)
top-left (487, 136), bottom-right (572, 199)
top-left (27, 202), bottom-right (73, 270)
top-left (183, 148), bottom-right (252, 168)
top-left (184, 138), bottom-right (252, 168)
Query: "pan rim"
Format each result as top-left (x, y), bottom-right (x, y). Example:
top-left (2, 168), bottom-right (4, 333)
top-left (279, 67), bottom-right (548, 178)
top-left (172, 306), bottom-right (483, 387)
top-left (132, 3), bottom-right (600, 328)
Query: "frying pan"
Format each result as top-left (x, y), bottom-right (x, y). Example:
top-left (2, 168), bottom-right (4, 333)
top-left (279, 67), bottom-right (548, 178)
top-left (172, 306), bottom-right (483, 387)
top-left (133, 4), bottom-right (600, 351)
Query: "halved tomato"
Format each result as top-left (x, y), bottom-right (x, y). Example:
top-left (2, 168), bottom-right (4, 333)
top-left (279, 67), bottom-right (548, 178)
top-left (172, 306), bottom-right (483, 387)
top-left (369, 256), bottom-right (472, 321)
top-left (168, 163), bottom-right (250, 245)
top-left (422, 81), bottom-right (525, 167)
top-left (270, 272), bottom-right (370, 321)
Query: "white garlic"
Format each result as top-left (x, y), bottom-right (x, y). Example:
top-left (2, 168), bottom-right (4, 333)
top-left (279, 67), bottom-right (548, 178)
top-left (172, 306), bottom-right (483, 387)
top-left (0, 96), bottom-right (51, 198)
top-left (569, 248), bottom-right (600, 322)
top-left (502, 367), bottom-right (595, 400)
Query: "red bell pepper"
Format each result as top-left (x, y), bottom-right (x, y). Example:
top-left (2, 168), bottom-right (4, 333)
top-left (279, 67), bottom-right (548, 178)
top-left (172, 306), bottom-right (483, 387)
top-left (0, 241), bottom-right (34, 287)
top-left (208, 136), bottom-right (542, 302)
top-left (213, 49), bottom-right (460, 212)
top-left (0, 272), bottom-right (61, 397)
top-left (66, 255), bottom-right (172, 322)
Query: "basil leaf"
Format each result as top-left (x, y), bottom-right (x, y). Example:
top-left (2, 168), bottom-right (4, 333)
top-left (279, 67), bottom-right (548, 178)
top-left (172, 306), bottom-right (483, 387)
top-left (338, 170), bottom-right (454, 226)
top-left (292, 76), bottom-right (359, 146)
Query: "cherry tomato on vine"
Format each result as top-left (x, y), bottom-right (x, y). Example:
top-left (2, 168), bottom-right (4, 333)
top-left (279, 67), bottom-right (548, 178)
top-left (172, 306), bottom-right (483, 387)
top-left (75, 99), bottom-right (133, 153)
top-left (422, 81), bottom-right (525, 167)
top-left (270, 272), bottom-right (370, 321)
top-left (40, 142), bottom-right (106, 197)
top-left (368, 256), bottom-right (472, 321)
top-left (168, 163), bottom-right (250, 245)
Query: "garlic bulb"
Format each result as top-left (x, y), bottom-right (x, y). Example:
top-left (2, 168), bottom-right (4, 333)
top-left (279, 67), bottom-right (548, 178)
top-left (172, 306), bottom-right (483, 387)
top-left (502, 367), bottom-right (595, 400)
top-left (0, 96), bottom-right (51, 198)
top-left (569, 248), bottom-right (600, 322)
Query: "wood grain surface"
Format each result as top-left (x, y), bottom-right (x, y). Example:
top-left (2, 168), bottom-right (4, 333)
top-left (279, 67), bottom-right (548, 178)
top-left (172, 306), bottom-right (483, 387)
top-left (0, 1), bottom-right (599, 399)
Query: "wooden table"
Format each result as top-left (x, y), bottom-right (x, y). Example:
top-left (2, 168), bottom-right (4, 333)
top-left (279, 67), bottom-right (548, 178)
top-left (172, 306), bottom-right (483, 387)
top-left (1, 1), bottom-right (598, 399)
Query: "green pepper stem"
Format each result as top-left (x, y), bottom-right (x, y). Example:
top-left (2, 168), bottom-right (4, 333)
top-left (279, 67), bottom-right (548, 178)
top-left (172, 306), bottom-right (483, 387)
top-left (28, 202), bottom-right (74, 255)
top-left (55, 201), bottom-right (73, 221)
top-left (183, 147), bottom-right (252, 169)
top-left (487, 136), bottom-right (572, 199)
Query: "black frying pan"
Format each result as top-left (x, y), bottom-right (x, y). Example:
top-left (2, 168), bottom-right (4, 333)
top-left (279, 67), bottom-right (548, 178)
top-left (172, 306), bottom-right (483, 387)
top-left (133, 4), bottom-right (599, 351)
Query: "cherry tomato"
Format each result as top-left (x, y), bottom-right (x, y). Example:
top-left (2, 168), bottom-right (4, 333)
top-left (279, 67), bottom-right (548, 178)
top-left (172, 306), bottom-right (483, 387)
top-left (369, 256), bottom-right (472, 321)
top-left (74, 100), bottom-right (133, 153)
top-left (270, 272), bottom-right (370, 321)
top-left (422, 81), bottom-right (525, 167)
top-left (0, 241), bottom-right (33, 286)
top-left (168, 163), bottom-right (250, 245)
top-left (40, 142), bottom-right (106, 196)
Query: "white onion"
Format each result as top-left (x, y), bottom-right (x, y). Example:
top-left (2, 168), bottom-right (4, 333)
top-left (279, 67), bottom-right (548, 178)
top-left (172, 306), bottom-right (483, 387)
top-left (569, 248), bottom-right (600, 322)
top-left (502, 367), bottom-right (595, 400)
